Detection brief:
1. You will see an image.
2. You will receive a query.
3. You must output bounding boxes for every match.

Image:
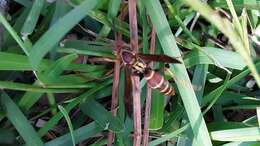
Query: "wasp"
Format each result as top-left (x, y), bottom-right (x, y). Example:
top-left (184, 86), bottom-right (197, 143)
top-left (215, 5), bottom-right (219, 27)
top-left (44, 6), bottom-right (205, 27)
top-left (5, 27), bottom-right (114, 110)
top-left (120, 49), bottom-right (180, 96)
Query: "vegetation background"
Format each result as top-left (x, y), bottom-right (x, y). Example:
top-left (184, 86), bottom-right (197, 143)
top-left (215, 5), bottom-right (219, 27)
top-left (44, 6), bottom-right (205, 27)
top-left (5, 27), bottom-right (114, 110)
top-left (0, 0), bottom-right (259, 146)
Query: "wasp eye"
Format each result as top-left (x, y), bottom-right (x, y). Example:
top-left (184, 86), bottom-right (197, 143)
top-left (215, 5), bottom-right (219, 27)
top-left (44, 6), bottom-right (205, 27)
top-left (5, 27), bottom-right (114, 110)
top-left (121, 50), bottom-right (135, 64)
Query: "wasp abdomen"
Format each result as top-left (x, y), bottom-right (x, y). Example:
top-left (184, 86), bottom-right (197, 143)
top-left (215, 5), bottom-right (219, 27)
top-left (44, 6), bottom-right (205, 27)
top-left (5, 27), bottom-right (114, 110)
top-left (144, 70), bottom-right (175, 96)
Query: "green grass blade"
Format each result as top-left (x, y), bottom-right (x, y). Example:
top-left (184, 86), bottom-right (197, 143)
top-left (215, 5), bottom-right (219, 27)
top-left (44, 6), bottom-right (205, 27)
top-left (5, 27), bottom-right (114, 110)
top-left (149, 90), bottom-right (164, 130)
top-left (0, 51), bottom-right (104, 72)
top-left (21, 0), bottom-right (45, 37)
top-left (144, 0), bottom-right (213, 145)
top-left (98, 0), bottom-right (121, 37)
top-left (80, 99), bottom-right (124, 132)
top-left (149, 124), bottom-right (190, 146)
top-left (38, 79), bottom-right (112, 136)
top-left (184, 47), bottom-right (246, 70)
top-left (0, 129), bottom-right (16, 145)
top-left (28, 0), bottom-right (101, 70)
top-left (58, 105), bottom-right (76, 146)
top-left (61, 40), bottom-right (113, 58)
top-left (0, 13), bottom-right (29, 55)
top-left (44, 122), bottom-right (103, 146)
top-left (0, 92), bottom-right (44, 146)
top-left (192, 64), bottom-right (208, 105)
top-left (203, 61), bottom-right (260, 106)
top-left (209, 0), bottom-right (260, 10)
top-left (0, 80), bottom-right (79, 93)
top-left (14, 0), bottom-right (32, 7)
top-left (183, 0), bottom-right (260, 89)
top-left (222, 141), bottom-right (260, 146)
top-left (88, 10), bottom-right (130, 37)
top-left (257, 107), bottom-right (260, 127)
top-left (47, 93), bottom-right (57, 115)
top-left (51, 0), bottom-right (71, 25)
top-left (174, 15), bottom-right (199, 44)
top-left (211, 127), bottom-right (260, 141)
top-left (203, 73), bottom-right (231, 114)
top-left (39, 53), bottom-right (78, 83)
top-left (0, 52), bottom-right (47, 71)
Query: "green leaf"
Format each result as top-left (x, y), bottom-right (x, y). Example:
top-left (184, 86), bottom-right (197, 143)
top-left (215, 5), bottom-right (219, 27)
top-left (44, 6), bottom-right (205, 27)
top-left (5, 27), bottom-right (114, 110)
top-left (60, 40), bottom-right (113, 58)
top-left (21, 0), bottom-right (45, 37)
top-left (29, 0), bottom-right (102, 70)
top-left (14, 0), bottom-right (32, 7)
top-left (144, 1), bottom-right (213, 145)
top-left (0, 52), bottom-right (47, 71)
top-left (209, 0), bottom-right (260, 10)
top-left (39, 54), bottom-right (78, 83)
top-left (0, 80), bottom-right (79, 93)
top-left (44, 122), bottom-right (103, 146)
top-left (98, 0), bottom-right (121, 37)
top-left (203, 61), bottom-right (260, 106)
top-left (0, 13), bottom-right (30, 55)
top-left (0, 92), bottom-right (44, 146)
top-left (58, 105), bottom-right (76, 146)
top-left (149, 124), bottom-right (190, 146)
top-left (184, 47), bottom-right (246, 70)
top-left (0, 129), bottom-right (16, 145)
top-left (149, 90), bottom-right (164, 130)
top-left (203, 73), bottom-right (231, 114)
top-left (222, 141), bottom-right (260, 146)
top-left (80, 99), bottom-right (124, 132)
top-left (192, 64), bottom-right (208, 105)
top-left (183, 0), bottom-right (260, 91)
top-left (211, 127), bottom-right (260, 141)
top-left (38, 79), bottom-right (112, 136)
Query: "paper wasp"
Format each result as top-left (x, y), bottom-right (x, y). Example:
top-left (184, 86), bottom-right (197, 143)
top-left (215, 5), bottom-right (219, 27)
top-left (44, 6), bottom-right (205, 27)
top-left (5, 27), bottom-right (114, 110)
top-left (120, 48), bottom-right (180, 96)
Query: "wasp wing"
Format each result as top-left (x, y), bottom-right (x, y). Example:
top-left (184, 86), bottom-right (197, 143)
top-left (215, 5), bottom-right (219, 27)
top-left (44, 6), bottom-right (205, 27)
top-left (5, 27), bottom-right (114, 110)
top-left (138, 53), bottom-right (181, 64)
top-left (124, 66), bottom-right (133, 116)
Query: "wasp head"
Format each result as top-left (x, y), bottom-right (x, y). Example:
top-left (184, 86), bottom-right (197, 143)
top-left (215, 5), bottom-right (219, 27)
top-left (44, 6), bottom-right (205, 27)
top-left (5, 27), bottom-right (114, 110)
top-left (120, 49), bottom-right (136, 65)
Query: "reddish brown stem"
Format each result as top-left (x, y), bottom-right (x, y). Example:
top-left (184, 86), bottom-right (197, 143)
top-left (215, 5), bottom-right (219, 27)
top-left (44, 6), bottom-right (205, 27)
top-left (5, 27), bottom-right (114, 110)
top-left (107, 4), bottom-right (127, 146)
top-left (142, 27), bottom-right (156, 146)
top-left (129, 0), bottom-right (141, 145)
top-left (131, 75), bottom-right (142, 146)
top-left (107, 58), bottom-right (120, 146)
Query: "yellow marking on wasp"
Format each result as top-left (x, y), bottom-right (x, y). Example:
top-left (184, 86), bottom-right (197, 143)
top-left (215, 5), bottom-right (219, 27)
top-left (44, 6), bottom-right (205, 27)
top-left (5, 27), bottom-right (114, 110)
top-left (165, 86), bottom-right (173, 95)
top-left (137, 62), bottom-right (146, 68)
top-left (133, 61), bottom-right (146, 72)
top-left (133, 65), bottom-right (143, 71)
top-left (152, 77), bottom-right (164, 89)
top-left (145, 71), bottom-right (154, 80)
top-left (161, 82), bottom-right (169, 93)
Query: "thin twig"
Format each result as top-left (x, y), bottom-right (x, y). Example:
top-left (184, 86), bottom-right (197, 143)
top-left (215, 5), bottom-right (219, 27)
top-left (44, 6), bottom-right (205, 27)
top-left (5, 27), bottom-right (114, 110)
top-left (107, 54), bottom-right (121, 146)
top-left (128, 0), bottom-right (142, 145)
top-left (142, 27), bottom-right (156, 146)
top-left (107, 4), bottom-right (126, 146)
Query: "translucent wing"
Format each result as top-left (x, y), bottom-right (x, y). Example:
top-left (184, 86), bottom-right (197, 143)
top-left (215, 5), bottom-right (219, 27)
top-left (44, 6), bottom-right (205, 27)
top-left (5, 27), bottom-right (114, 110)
top-left (138, 53), bottom-right (181, 64)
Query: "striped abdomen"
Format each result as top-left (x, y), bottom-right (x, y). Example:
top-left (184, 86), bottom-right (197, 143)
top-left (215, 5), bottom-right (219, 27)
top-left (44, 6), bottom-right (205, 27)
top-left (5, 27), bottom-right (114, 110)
top-left (144, 70), bottom-right (175, 96)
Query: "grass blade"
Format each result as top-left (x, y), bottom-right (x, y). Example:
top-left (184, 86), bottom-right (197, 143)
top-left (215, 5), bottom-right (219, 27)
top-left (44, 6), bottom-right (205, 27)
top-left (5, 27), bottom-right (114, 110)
top-left (0, 92), bottom-right (44, 146)
top-left (149, 90), bottom-right (164, 130)
top-left (0, 80), bottom-right (79, 93)
top-left (44, 122), bottom-right (103, 146)
top-left (38, 79), bottom-right (112, 136)
top-left (58, 105), bottom-right (76, 146)
top-left (149, 124), bottom-right (190, 146)
top-left (183, 0), bottom-right (260, 89)
top-left (0, 13), bottom-right (29, 55)
top-left (144, 1), bottom-right (213, 145)
top-left (29, 0), bottom-right (101, 70)
top-left (211, 127), bottom-right (260, 141)
top-left (21, 0), bottom-right (45, 37)
top-left (80, 99), bottom-right (124, 132)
